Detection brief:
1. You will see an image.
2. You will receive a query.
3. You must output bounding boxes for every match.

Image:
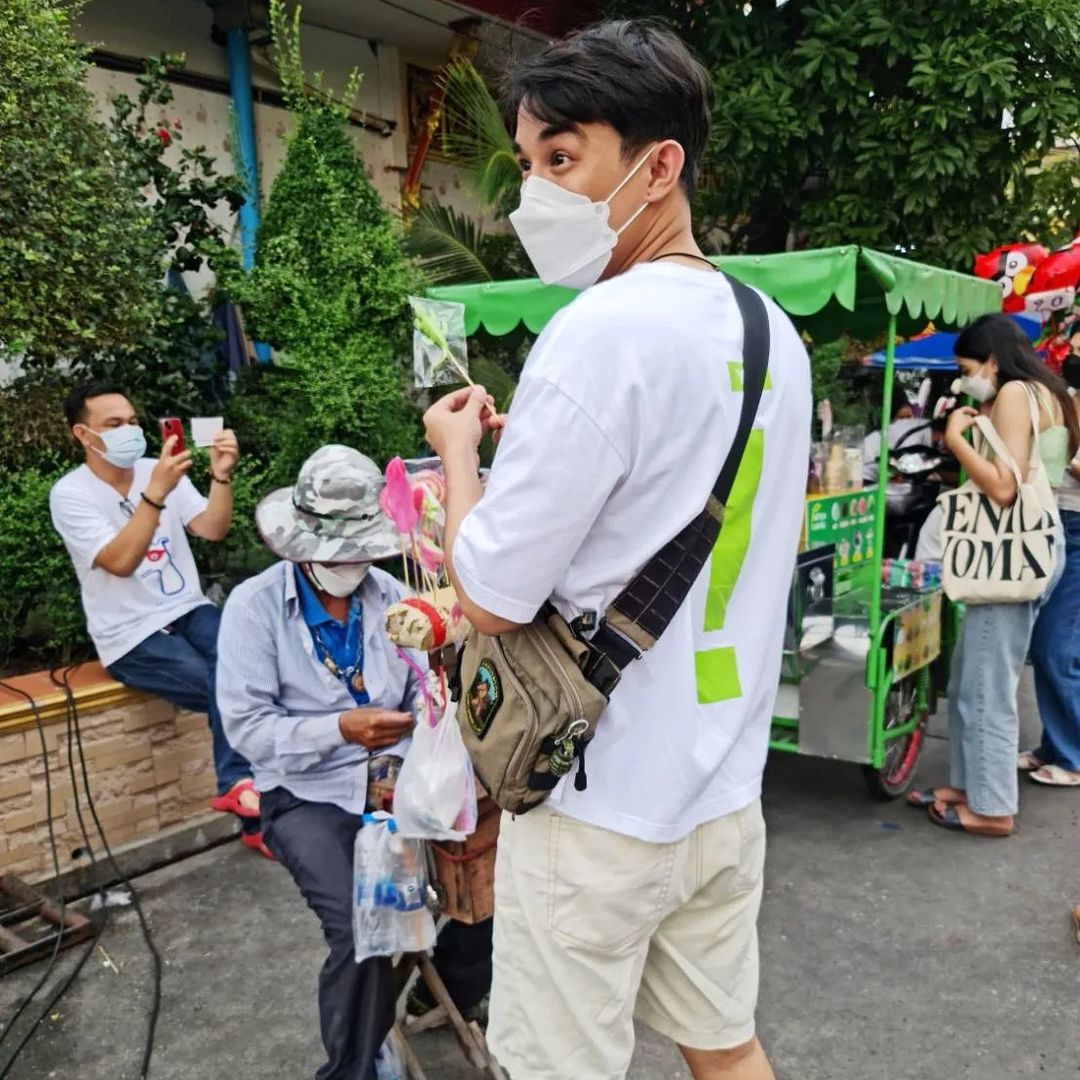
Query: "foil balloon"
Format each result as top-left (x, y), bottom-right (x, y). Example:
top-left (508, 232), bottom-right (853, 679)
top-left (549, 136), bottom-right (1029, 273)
top-left (1021, 237), bottom-right (1080, 319)
top-left (974, 242), bottom-right (1049, 313)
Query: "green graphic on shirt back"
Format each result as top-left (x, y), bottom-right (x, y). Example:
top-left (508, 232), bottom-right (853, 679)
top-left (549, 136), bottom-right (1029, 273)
top-left (695, 412), bottom-right (767, 705)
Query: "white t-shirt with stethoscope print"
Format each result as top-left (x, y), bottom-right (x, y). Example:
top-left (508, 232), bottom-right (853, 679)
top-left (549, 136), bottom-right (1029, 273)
top-left (50, 459), bottom-right (210, 666)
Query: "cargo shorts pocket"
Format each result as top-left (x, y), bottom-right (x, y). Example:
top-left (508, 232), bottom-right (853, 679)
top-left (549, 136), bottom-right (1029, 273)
top-left (547, 812), bottom-right (674, 953)
top-left (734, 799), bottom-right (766, 895)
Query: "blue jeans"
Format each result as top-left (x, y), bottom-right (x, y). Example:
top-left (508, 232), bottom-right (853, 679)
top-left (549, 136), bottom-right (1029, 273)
top-left (1030, 509), bottom-right (1080, 771)
top-left (947, 529), bottom-right (1066, 815)
top-left (107, 604), bottom-right (253, 799)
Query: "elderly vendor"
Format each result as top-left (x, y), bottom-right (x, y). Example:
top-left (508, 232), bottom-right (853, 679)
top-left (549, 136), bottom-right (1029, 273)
top-left (217, 445), bottom-right (421, 1080)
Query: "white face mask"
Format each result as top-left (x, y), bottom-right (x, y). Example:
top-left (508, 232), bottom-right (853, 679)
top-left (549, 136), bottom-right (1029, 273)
top-left (509, 145), bottom-right (657, 289)
top-left (955, 362), bottom-right (997, 403)
top-left (307, 562), bottom-right (370, 598)
top-left (85, 425), bottom-right (146, 469)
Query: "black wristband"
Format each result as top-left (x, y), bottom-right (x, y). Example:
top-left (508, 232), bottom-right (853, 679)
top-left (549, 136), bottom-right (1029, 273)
top-left (141, 492), bottom-right (166, 512)
top-left (209, 473), bottom-right (232, 485)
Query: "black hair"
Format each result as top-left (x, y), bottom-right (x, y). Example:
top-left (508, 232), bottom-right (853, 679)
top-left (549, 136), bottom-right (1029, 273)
top-left (954, 313), bottom-right (1079, 456)
top-left (1062, 354), bottom-right (1080, 391)
top-left (63, 382), bottom-right (128, 428)
top-left (500, 20), bottom-right (713, 195)
top-left (890, 389), bottom-right (912, 420)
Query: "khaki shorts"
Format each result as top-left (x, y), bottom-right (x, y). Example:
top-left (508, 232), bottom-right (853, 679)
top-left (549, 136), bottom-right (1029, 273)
top-left (486, 799), bottom-right (766, 1080)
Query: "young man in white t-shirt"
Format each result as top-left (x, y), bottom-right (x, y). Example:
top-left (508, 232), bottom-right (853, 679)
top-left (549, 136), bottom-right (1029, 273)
top-left (49, 383), bottom-right (266, 855)
top-left (424, 21), bottom-right (811, 1080)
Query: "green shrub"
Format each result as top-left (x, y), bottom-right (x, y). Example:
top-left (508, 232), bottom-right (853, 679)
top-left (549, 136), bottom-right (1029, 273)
top-left (189, 454), bottom-right (280, 593)
top-left (0, 460), bottom-right (90, 669)
top-left (0, 0), bottom-right (159, 366)
top-left (229, 1), bottom-right (422, 468)
top-left (96, 54), bottom-right (245, 420)
top-left (0, 376), bottom-right (79, 474)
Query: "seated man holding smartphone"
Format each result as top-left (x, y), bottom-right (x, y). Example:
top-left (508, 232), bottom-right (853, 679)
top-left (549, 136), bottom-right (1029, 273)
top-left (49, 382), bottom-right (266, 855)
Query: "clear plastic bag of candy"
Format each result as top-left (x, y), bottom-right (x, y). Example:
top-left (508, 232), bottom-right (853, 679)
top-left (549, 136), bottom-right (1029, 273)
top-left (392, 694), bottom-right (478, 842)
top-left (409, 297), bottom-right (468, 388)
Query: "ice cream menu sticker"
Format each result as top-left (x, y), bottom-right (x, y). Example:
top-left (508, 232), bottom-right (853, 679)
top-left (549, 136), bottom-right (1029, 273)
top-left (805, 492), bottom-right (876, 595)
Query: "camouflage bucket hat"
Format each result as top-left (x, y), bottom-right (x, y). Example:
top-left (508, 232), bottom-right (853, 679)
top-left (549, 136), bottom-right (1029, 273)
top-left (256, 445), bottom-right (401, 564)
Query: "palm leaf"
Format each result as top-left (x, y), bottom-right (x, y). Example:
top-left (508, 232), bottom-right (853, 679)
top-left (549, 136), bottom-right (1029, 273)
top-left (406, 199), bottom-right (494, 284)
top-left (468, 354), bottom-right (517, 413)
top-left (439, 59), bottom-right (521, 210)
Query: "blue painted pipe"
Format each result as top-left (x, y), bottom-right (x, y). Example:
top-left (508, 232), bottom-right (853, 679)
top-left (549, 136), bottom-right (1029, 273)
top-left (225, 25), bottom-right (271, 363)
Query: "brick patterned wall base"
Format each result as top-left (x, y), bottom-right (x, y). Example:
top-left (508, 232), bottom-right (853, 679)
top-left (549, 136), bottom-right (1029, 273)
top-left (0, 697), bottom-right (219, 881)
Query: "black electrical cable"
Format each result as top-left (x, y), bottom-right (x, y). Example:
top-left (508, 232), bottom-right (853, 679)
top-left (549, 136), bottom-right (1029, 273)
top-left (0, 682), bottom-right (67, 1049)
top-left (0, 671), bottom-right (110, 1078)
top-left (57, 669), bottom-right (162, 1079)
top-left (68, 674), bottom-right (162, 1061)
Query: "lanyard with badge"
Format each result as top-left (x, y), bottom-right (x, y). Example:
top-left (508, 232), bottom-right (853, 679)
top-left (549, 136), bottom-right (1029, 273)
top-left (310, 593), bottom-right (370, 704)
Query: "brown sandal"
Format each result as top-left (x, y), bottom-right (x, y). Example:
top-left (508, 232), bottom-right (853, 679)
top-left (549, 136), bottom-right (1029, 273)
top-left (928, 802), bottom-right (1013, 837)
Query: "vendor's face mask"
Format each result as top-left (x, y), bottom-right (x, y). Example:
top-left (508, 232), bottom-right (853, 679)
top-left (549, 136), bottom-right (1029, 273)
top-left (307, 562), bottom-right (370, 597)
top-left (509, 145), bottom-right (657, 290)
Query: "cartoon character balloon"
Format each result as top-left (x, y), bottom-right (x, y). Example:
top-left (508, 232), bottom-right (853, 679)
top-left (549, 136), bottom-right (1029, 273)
top-left (975, 238), bottom-right (1080, 319)
top-left (1022, 238), bottom-right (1080, 319)
top-left (974, 242), bottom-right (1049, 313)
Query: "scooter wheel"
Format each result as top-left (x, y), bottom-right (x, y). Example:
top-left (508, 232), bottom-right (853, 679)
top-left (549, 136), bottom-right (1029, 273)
top-left (863, 713), bottom-right (927, 799)
top-left (863, 674), bottom-right (929, 799)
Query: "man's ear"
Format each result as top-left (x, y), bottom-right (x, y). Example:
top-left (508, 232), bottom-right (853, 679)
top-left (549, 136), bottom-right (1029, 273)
top-left (644, 139), bottom-right (686, 204)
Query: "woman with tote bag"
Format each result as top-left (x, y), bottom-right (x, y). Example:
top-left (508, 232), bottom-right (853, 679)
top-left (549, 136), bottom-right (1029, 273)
top-left (907, 314), bottom-right (1076, 836)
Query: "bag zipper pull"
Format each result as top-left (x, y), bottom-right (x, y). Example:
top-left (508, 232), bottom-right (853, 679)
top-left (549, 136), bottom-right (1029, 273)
top-left (574, 738), bottom-right (588, 792)
top-left (548, 719), bottom-right (588, 779)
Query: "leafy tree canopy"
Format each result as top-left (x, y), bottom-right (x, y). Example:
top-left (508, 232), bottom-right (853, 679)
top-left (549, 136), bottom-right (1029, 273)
top-left (612, 0), bottom-right (1080, 267)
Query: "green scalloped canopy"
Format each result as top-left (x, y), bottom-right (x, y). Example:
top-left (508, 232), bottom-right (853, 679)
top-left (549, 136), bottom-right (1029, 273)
top-left (427, 245), bottom-right (1001, 342)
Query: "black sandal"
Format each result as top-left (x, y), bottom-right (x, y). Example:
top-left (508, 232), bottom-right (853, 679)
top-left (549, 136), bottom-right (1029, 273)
top-left (905, 787), bottom-right (964, 809)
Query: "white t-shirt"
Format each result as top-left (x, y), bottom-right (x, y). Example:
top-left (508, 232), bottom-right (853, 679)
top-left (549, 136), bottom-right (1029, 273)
top-left (50, 459), bottom-right (210, 666)
top-left (454, 263), bottom-right (812, 842)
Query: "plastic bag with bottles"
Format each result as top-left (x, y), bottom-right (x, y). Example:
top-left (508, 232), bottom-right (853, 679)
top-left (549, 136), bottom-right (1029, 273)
top-left (353, 812), bottom-right (436, 964)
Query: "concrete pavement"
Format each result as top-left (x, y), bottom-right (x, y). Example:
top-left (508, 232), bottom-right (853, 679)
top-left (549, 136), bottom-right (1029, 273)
top-left (0, 672), bottom-right (1076, 1079)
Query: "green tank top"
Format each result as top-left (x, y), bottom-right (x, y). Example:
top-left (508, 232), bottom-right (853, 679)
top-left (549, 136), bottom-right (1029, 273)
top-left (1028, 384), bottom-right (1068, 487)
top-left (1039, 425), bottom-right (1069, 488)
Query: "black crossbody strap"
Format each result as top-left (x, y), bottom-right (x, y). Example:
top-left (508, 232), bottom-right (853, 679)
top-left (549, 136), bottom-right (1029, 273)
top-left (581, 273), bottom-right (770, 693)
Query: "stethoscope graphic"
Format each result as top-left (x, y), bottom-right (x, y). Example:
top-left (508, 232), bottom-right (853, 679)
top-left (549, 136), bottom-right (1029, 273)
top-left (120, 496), bottom-right (188, 596)
top-left (140, 537), bottom-right (187, 596)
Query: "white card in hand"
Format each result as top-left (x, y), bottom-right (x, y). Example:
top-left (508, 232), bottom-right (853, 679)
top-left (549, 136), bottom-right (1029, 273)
top-left (191, 417), bottom-right (224, 448)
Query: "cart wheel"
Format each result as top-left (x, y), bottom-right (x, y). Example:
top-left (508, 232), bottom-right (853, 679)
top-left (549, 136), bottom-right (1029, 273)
top-left (862, 675), bottom-right (928, 800)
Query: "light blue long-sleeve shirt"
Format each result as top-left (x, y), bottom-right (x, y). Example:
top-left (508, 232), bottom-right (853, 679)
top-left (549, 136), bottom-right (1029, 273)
top-left (216, 561), bottom-right (424, 815)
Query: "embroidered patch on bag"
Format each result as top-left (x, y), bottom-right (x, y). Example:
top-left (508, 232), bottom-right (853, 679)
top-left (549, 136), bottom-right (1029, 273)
top-left (466, 659), bottom-right (501, 739)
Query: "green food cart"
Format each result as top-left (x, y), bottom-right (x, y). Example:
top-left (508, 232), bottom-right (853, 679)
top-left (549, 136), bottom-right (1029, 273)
top-left (428, 246), bottom-right (1000, 797)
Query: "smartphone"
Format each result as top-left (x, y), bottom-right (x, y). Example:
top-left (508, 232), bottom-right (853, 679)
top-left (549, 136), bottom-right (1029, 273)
top-left (159, 417), bottom-right (185, 453)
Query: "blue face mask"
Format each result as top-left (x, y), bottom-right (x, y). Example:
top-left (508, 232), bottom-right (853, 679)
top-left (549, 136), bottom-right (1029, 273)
top-left (90, 425), bottom-right (146, 468)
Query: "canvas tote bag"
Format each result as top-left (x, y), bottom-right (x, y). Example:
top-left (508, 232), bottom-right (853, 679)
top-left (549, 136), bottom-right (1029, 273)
top-left (939, 384), bottom-right (1061, 605)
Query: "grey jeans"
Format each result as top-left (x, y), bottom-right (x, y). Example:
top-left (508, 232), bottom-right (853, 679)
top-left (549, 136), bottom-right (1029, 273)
top-left (947, 532), bottom-right (1065, 816)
